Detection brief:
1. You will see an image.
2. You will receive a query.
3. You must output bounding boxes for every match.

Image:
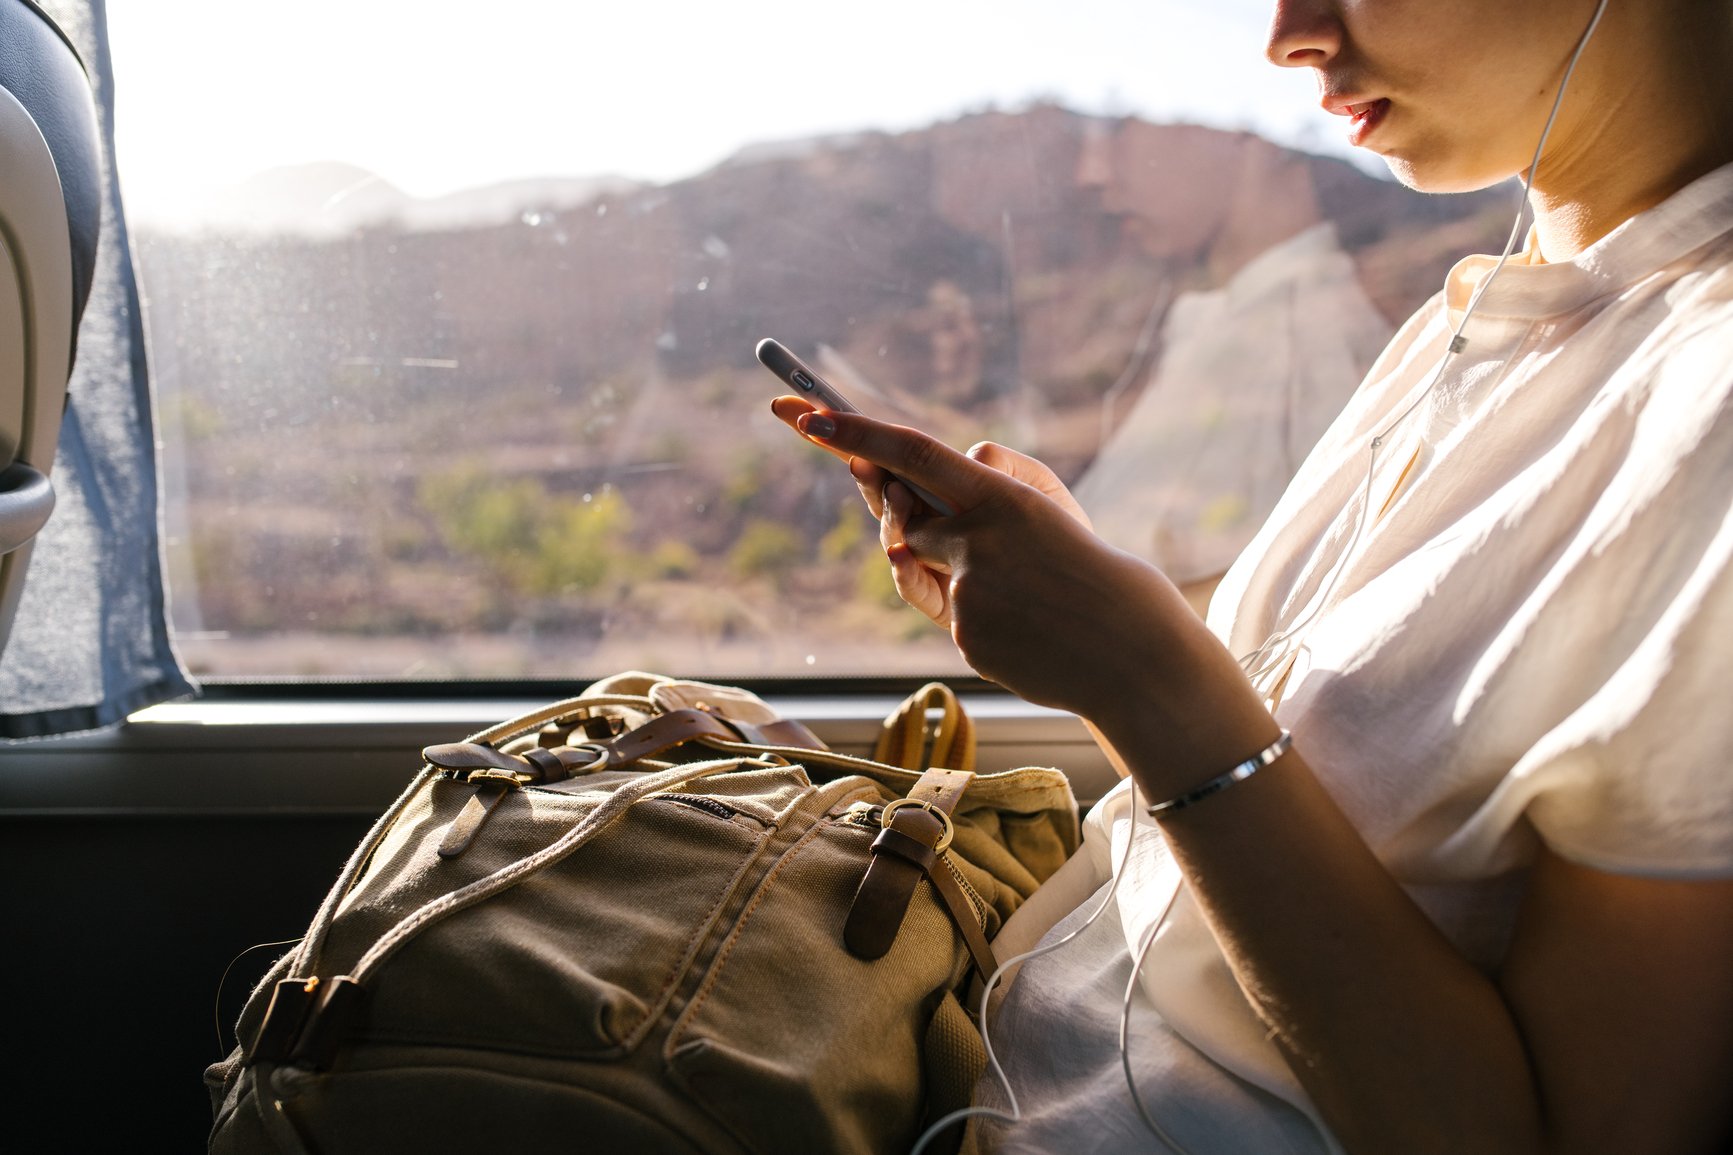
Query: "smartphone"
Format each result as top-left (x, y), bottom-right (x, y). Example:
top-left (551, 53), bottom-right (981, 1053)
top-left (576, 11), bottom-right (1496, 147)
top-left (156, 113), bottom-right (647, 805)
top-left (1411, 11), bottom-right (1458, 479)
top-left (755, 338), bottom-right (955, 516)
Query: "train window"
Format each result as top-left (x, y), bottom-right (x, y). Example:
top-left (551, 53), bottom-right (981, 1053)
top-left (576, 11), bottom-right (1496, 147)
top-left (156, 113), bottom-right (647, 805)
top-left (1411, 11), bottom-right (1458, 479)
top-left (107, 1), bottom-right (1502, 681)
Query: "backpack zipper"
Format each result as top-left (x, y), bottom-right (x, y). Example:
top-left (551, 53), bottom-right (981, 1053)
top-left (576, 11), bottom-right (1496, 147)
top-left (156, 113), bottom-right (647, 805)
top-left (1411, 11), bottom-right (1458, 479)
top-left (658, 794), bottom-right (744, 822)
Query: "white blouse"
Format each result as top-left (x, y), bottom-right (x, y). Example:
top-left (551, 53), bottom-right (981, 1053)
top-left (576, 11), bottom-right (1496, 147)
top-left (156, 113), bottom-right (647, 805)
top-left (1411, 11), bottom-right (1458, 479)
top-left (973, 163), bottom-right (1733, 1154)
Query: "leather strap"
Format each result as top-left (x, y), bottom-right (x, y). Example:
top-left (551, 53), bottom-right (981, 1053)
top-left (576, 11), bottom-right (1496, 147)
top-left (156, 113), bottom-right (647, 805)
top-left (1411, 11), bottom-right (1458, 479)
top-left (584, 708), bottom-right (738, 768)
top-left (516, 745), bottom-right (568, 783)
top-left (927, 854), bottom-right (998, 980)
top-left (714, 713), bottom-right (826, 752)
top-left (873, 683), bottom-right (976, 773)
top-left (246, 978), bottom-right (319, 1064)
top-left (245, 974), bottom-right (367, 1072)
top-left (424, 708), bottom-right (828, 783)
top-left (585, 707), bottom-right (824, 763)
top-left (844, 767), bottom-right (975, 961)
top-left (286, 976), bottom-right (367, 1071)
top-left (436, 777), bottom-right (512, 859)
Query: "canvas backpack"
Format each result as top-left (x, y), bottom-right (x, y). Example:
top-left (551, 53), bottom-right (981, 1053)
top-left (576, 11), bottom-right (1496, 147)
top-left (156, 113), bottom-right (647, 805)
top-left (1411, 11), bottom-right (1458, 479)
top-left (206, 673), bottom-right (1078, 1154)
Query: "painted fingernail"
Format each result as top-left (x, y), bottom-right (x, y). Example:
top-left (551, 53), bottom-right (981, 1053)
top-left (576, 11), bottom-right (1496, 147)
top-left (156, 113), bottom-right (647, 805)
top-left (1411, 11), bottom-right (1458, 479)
top-left (797, 412), bottom-right (836, 439)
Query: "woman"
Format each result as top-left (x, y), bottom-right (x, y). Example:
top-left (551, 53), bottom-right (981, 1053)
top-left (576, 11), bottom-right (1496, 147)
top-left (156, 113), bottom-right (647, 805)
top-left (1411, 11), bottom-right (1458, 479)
top-left (774, 0), bottom-right (1733, 1151)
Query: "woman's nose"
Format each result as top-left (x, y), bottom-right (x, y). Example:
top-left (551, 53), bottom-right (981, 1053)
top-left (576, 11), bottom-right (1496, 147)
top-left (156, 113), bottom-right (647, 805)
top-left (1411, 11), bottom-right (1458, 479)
top-left (1265, 0), bottom-right (1343, 68)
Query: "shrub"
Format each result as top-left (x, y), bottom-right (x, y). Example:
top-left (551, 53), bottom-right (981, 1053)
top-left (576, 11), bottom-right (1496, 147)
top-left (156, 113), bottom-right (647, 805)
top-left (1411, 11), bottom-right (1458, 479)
top-left (819, 503), bottom-right (871, 562)
top-left (530, 490), bottom-right (631, 593)
top-left (419, 467), bottom-right (633, 595)
top-left (856, 551), bottom-right (904, 608)
top-left (647, 539), bottom-right (702, 579)
top-left (729, 519), bottom-right (805, 579)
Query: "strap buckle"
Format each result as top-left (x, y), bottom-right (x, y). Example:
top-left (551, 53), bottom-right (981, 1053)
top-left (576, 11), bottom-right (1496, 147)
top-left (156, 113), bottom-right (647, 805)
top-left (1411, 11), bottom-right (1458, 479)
top-left (560, 743), bottom-right (611, 775)
top-left (880, 797), bottom-right (954, 853)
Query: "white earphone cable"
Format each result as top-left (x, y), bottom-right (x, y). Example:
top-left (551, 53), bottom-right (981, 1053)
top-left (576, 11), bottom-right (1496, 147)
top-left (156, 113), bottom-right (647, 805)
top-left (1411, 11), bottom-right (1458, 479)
top-left (908, 782), bottom-right (1158, 1154)
top-left (1237, 0), bottom-right (1608, 688)
top-left (908, 3), bottom-right (1610, 1151)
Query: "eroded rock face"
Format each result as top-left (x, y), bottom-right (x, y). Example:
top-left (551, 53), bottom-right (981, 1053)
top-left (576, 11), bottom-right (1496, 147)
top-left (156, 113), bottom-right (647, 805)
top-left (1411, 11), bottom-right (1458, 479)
top-left (1074, 222), bottom-right (1395, 584)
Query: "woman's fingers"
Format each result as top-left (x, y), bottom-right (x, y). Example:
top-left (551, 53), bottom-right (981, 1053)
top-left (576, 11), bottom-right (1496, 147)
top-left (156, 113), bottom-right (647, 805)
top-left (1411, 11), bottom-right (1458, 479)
top-left (794, 409), bottom-right (1004, 515)
top-left (887, 542), bottom-right (950, 625)
top-left (775, 401), bottom-right (1068, 529)
top-left (880, 482), bottom-right (951, 625)
top-left (968, 441), bottom-right (1094, 530)
top-left (849, 456), bottom-right (889, 520)
top-left (771, 391), bottom-right (949, 623)
top-left (769, 396), bottom-right (857, 466)
top-left (776, 403), bottom-right (1090, 637)
top-left (879, 479), bottom-right (953, 571)
top-left (771, 397), bottom-right (900, 519)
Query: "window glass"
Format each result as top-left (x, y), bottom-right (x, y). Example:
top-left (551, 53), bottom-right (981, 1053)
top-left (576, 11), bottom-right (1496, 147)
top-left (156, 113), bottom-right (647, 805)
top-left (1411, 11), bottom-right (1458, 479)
top-left (109, 1), bottom-right (1505, 680)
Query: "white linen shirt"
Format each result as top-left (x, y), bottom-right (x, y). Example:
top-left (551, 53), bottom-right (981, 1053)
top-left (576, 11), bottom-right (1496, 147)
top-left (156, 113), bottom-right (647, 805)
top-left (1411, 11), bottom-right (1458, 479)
top-left (973, 163), bottom-right (1733, 1154)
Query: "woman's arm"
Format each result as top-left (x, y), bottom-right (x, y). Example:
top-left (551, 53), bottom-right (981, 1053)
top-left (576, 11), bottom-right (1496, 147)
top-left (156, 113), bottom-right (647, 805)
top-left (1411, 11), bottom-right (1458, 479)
top-left (775, 399), bottom-right (1733, 1154)
top-left (1148, 742), bottom-right (1733, 1155)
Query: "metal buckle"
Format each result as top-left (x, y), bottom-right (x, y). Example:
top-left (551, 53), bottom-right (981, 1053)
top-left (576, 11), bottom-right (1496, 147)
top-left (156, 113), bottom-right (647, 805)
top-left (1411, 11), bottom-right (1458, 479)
top-left (880, 797), bottom-right (955, 853)
top-left (563, 743), bottom-right (611, 775)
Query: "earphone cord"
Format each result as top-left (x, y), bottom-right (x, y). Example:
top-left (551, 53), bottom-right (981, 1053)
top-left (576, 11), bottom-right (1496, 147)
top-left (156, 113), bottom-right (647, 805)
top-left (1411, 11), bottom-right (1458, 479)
top-left (1238, 0), bottom-right (1609, 690)
top-left (907, 781), bottom-right (1185, 1154)
top-left (909, 4), bottom-right (1610, 1152)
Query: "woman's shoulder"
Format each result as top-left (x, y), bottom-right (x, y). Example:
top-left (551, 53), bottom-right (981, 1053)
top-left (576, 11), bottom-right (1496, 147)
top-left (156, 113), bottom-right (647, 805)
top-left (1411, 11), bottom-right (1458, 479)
top-left (1614, 235), bottom-right (1733, 427)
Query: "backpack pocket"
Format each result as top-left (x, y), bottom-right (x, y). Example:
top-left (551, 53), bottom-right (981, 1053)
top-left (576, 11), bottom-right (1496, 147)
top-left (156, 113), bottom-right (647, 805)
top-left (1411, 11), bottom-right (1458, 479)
top-left (323, 764), bottom-right (814, 1059)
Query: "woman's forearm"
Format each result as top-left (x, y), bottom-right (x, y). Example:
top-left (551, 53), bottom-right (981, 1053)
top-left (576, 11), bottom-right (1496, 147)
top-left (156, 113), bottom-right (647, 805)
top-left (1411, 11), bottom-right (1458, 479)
top-left (1095, 684), bottom-right (1545, 1154)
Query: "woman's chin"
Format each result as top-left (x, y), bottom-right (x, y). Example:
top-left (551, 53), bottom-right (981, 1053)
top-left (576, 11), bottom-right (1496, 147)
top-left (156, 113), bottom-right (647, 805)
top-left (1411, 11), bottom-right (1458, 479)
top-left (1380, 153), bottom-right (1519, 196)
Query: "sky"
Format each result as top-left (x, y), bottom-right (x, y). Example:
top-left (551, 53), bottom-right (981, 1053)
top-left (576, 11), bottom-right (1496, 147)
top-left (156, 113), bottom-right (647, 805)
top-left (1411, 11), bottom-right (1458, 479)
top-left (107, 0), bottom-right (1364, 226)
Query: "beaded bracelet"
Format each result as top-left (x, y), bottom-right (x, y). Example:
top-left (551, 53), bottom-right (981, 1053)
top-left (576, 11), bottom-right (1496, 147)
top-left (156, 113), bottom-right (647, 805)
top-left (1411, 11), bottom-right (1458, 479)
top-left (1144, 730), bottom-right (1293, 817)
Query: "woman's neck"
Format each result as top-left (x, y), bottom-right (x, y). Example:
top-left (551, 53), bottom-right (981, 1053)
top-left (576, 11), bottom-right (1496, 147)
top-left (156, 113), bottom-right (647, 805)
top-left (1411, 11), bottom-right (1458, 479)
top-left (1528, 3), bottom-right (1733, 261)
top-left (1531, 135), bottom-right (1733, 262)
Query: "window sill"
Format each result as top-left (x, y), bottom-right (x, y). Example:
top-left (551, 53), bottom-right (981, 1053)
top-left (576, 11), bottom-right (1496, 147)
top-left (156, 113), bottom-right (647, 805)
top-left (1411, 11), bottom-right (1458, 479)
top-left (0, 692), bottom-right (1116, 816)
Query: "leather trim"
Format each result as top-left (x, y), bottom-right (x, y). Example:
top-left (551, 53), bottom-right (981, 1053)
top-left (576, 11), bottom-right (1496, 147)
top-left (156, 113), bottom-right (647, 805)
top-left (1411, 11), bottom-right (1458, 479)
top-left (587, 708), bottom-right (746, 768)
top-left (435, 777), bottom-right (512, 859)
top-left (843, 767), bottom-right (974, 960)
top-left (703, 711), bottom-right (827, 752)
top-left (928, 853), bottom-right (998, 980)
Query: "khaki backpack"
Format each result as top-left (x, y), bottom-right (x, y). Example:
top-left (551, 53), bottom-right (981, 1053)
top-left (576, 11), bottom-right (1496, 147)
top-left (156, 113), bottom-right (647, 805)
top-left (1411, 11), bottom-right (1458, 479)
top-left (206, 673), bottom-right (1078, 1154)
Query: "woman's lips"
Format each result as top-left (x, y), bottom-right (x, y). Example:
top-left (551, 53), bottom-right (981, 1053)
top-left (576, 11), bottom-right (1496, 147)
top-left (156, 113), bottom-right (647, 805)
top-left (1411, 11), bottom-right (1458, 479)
top-left (1342, 98), bottom-right (1390, 147)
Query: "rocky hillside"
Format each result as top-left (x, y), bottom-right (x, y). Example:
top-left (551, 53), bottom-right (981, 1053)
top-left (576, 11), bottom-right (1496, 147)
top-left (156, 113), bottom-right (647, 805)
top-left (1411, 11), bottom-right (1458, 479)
top-left (136, 106), bottom-right (1512, 675)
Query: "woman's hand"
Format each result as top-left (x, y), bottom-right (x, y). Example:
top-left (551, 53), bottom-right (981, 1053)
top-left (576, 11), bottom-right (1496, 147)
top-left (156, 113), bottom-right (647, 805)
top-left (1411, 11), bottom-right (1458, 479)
top-left (772, 394), bottom-right (1092, 628)
top-left (770, 395), bottom-right (1144, 694)
top-left (769, 396), bottom-right (1273, 783)
top-left (875, 446), bottom-right (1087, 634)
top-left (770, 394), bottom-right (1092, 529)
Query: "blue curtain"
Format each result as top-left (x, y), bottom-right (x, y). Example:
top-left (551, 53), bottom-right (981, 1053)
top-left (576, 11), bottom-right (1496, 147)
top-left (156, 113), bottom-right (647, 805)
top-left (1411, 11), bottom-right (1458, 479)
top-left (0, 0), bottom-right (195, 738)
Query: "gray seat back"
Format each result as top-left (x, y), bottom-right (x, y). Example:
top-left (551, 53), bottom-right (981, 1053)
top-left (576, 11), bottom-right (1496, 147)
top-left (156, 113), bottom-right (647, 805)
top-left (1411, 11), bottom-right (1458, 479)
top-left (0, 0), bottom-right (102, 655)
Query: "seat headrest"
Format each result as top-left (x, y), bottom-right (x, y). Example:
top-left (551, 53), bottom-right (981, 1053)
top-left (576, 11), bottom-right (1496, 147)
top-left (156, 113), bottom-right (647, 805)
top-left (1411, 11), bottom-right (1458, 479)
top-left (1, 0), bottom-right (101, 332)
top-left (0, 0), bottom-right (103, 655)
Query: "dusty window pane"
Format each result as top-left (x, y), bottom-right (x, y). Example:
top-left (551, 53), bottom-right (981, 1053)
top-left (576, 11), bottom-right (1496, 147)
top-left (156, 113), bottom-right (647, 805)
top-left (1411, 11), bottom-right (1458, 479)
top-left (116, 3), bottom-right (1505, 679)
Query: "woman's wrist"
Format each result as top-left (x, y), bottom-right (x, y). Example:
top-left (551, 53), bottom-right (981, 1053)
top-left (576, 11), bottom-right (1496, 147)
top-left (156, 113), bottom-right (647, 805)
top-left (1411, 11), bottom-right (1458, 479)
top-left (1143, 730), bottom-right (1293, 817)
top-left (1085, 613), bottom-right (1283, 801)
